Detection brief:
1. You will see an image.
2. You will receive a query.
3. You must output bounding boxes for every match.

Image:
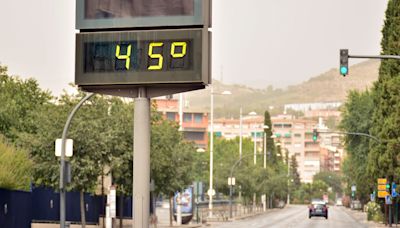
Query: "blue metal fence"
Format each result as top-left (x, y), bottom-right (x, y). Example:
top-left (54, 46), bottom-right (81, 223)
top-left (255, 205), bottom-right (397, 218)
top-left (0, 187), bottom-right (135, 227)
top-left (0, 188), bottom-right (32, 228)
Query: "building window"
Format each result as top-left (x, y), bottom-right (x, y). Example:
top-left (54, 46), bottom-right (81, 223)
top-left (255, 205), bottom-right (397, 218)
top-left (184, 132), bottom-right (204, 141)
top-left (194, 113), bottom-right (203, 123)
top-left (183, 113), bottom-right (192, 122)
top-left (294, 133), bottom-right (302, 138)
top-left (166, 112), bottom-right (175, 121)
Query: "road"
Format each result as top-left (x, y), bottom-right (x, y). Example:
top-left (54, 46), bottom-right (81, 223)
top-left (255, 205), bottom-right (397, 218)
top-left (211, 205), bottom-right (372, 228)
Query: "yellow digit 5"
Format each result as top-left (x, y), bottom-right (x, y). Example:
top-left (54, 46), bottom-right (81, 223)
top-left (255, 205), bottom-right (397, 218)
top-left (115, 44), bottom-right (132, 70)
top-left (148, 42), bottom-right (164, 70)
top-left (171, 42), bottom-right (187, 58)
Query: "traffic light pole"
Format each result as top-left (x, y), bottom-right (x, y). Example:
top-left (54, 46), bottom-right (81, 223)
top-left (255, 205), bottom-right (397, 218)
top-left (349, 54), bottom-right (400, 60)
top-left (316, 131), bottom-right (381, 143)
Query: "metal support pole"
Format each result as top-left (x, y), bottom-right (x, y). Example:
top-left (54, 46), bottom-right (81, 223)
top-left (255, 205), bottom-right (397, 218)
top-left (209, 86), bottom-right (214, 218)
top-left (229, 182), bottom-right (233, 218)
top-left (239, 107), bottom-right (243, 160)
top-left (287, 158), bottom-right (290, 205)
top-left (133, 87), bottom-right (150, 228)
top-left (253, 130), bottom-right (257, 165)
top-left (263, 133), bottom-right (266, 169)
top-left (60, 93), bottom-right (94, 228)
top-left (390, 204), bottom-right (393, 227)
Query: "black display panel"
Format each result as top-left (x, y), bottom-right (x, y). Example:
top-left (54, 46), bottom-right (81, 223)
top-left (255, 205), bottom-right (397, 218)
top-left (75, 29), bottom-right (210, 87)
top-left (76, 0), bottom-right (210, 30)
top-left (84, 40), bottom-right (193, 73)
top-left (84, 0), bottom-right (195, 19)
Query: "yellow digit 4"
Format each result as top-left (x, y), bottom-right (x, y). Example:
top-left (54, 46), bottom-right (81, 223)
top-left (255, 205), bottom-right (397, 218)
top-left (171, 42), bottom-right (187, 58)
top-left (115, 44), bottom-right (132, 70)
top-left (148, 42), bottom-right (164, 70)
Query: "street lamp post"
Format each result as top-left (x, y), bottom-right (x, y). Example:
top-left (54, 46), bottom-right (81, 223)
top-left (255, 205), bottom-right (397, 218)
top-left (263, 125), bottom-right (269, 169)
top-left (262, 125), bottom-right (269, 212)
top-left (248, 111), bottom-right (257, 165)
top-left (208, 86), bottom-right (231, 218)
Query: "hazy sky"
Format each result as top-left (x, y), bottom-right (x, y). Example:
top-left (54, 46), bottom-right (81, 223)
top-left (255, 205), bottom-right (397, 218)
top-left (0, 0), bottom-right (388, 96)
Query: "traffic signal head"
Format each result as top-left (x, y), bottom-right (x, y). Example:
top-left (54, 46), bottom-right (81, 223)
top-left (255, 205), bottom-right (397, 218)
top-left (340, 49), bottom-right (349, 77)
top-left (387, 183), bottom-right (391, 190)
top-left (312, 129), bottom-right (318, 142)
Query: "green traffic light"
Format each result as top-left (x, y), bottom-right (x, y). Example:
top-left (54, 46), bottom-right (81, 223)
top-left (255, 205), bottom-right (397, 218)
top-left (340, 66), bottom-right (348, 76)
top-left (387, 184), bottom-right (391, 189)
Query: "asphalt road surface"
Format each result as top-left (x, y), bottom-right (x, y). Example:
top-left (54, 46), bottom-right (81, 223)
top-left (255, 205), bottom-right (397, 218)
top-left (211, 205), bottom-right (370, 228)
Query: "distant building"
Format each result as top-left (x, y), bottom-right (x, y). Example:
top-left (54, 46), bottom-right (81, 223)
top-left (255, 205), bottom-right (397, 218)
top-left (284, 102), bottom-right (342, 113)
top-left (155, 98), bottom-right (209, 149)
top-left (271, 116), bottom-right (320, 183)
top-left (320, 146), bottom-right (343, 173)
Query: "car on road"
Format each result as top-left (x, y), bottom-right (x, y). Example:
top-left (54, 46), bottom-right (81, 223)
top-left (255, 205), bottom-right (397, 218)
top-left (309, 201), bottom-right (328, 219)
top-left (336, 198), bottom-right (343, 206)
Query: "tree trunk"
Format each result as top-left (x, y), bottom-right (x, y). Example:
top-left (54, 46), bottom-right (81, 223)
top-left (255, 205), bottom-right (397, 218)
top-left (80, 190), bottom-right (86, 228)
top-left (119, 194), bottom-right (124, 228)
top-left (169, 194), bottom-right (174, 226)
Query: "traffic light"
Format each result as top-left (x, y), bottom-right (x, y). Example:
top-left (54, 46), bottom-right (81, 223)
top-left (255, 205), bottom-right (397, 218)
top-left (312, 129), bottom-right (318, 142)
top-left (340, 49), bottom-right (349, 77)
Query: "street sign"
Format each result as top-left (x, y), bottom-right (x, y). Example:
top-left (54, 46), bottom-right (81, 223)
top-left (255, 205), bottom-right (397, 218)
top-left (378, 191), bottom-right (389, 198)
top-left (370, 193), bottom-right (375, 202)
top-left (378, 178), bottom-right (387, 185)
top-left (55, 139), bottom-right (73, 157)
top-left (378, 178), bottom-right (388, 198)
top-left (392, 182), bottom-right (397, 198)
top-left (228, 177), bottom-right (236, 186)
top-left (385, 195), bottom-right (392, 205)
top-left (378, 185), bottom-right (387, 191)
top-left (207, 189), bottom-right (215, 196)
top-left (108, 186), bottom-right (117, 218)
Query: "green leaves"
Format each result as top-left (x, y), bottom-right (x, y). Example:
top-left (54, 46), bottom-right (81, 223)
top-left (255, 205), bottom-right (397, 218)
top-left (0, 135), bottom-right (32, 191)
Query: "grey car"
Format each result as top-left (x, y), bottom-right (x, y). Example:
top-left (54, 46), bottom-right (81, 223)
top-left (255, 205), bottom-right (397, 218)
top-left (309, 202), bottom-right (328, 219)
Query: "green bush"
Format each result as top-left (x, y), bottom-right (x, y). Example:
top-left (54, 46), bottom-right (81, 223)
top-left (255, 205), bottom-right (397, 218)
top-left (0, 135), bottom-right (32, 191)
top-left (365, 201), bottom-right (383, 222)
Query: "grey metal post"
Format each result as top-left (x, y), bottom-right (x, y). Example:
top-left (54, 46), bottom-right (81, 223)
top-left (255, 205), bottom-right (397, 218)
top-left (60, 93), bottom-right (94, 228)
top-left (133, 87), bottom-right (150, 228)
top-left (229, 181), bottom-right (233, 218)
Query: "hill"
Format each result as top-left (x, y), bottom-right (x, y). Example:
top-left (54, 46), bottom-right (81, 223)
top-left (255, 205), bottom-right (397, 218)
top-left (182, 60), bottom-right (380, 117)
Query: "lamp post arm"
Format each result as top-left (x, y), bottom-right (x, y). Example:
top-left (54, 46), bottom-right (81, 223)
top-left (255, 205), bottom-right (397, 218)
top-left (60, 92), bottom-right (94, 228)
top-left (317, 131), bottom-right (381, 143)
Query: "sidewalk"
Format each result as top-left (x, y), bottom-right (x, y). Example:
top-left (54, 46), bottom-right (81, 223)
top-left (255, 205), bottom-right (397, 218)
top-left (341, 206), bottom-right (386, 228)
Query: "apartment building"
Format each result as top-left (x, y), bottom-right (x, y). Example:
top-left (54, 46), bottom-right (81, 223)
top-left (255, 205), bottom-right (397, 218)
top-left (271, 115), bottom-right (320, 183)
top-left (155, 98), bottom-right (209, 149)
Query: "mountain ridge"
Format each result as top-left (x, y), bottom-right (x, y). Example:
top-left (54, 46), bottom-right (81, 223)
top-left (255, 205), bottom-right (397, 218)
top-left (183, 60), bottom-right (380, 116)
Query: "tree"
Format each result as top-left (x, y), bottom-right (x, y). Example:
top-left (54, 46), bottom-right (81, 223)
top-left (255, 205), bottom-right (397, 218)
top-left (289, 155), bottom-right (301, 188)
top-left (264, 110), bottom-right (276, 165)
top-left (313, 171), bottom-right (342, 195)
top-left (340, 90), bottom-right (374, 204)
top-left (0, 135), bottom-right (32, 191)
top-left (0, 66), bottom-right (52, 142)
top-left (369, 0), bottom-right (400, 184)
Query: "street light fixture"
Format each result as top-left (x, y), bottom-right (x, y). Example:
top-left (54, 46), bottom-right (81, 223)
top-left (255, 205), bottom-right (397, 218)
top-left (208, 86), bottom-right (231, 218)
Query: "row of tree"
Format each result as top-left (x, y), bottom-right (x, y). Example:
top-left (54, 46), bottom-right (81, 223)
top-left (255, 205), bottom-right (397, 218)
top-left (340, 0), bottom-right (400, 204)
top-left (0, 65), bottom-right (195, 226)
